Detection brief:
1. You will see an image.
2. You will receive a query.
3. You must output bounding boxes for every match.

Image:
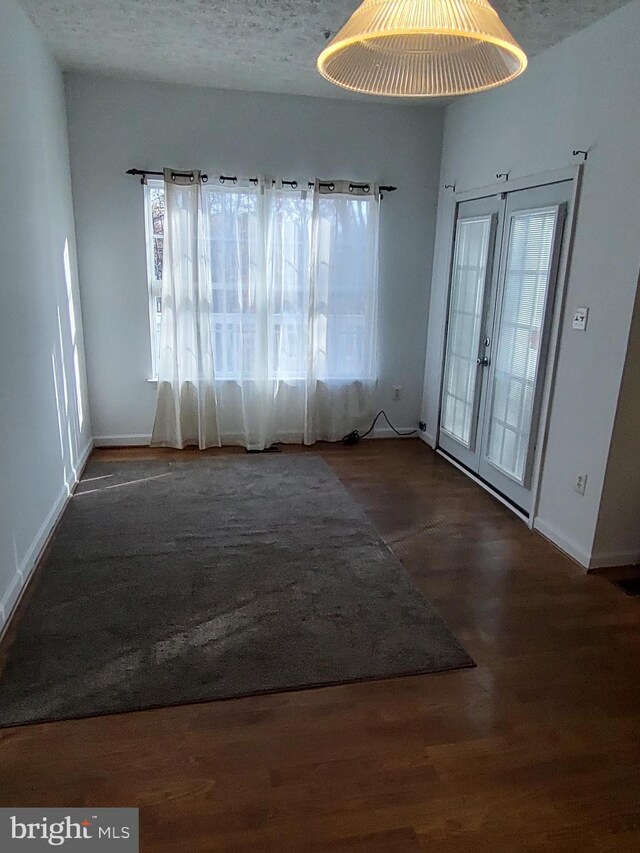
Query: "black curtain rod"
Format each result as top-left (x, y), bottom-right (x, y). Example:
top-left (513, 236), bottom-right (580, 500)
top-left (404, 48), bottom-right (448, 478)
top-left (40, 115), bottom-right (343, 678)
top-left (126, 168), bottom-right (210, 183)
top-left (126, 169), bottom-right (397, 194)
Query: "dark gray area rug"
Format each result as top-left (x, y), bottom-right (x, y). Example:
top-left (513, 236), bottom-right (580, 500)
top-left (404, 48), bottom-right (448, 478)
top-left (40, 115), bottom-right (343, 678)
top-left (0, 455), bottom-right (473, 727)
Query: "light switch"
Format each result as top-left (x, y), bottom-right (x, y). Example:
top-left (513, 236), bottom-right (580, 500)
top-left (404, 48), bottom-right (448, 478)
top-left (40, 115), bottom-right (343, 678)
top-left (572, 307), bottom-right (589, 331)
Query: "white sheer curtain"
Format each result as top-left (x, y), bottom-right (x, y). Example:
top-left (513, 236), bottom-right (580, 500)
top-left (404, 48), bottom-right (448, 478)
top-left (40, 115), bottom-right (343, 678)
top-left (305, 180), bottom-right (379, 442)
top-left (151, 172), bottom-right (379, 450)
top-left (152, 170), bottom-right (220, 448)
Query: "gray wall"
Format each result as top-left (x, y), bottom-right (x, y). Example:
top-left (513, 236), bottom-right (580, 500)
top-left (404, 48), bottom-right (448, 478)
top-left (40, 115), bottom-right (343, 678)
top-left (592, 274), bottom-right (640, 566)
top-left (65, 73), bottom-right (444, 444)
top-left (0, 0), bottom-right (91, 629)
top-left (421, 0), bottom-right (640, 567)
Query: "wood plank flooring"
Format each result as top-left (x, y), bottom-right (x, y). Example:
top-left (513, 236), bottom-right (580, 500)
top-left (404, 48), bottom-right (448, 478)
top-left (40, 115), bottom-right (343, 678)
top-left (1, 439), bottom-right (639, 851)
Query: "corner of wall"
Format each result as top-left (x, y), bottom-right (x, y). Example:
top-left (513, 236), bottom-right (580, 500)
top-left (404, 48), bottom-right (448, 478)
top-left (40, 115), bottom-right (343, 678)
top-left (0, 0), bottom-right (93, 637)
top-left (0, 439), bottom-right (93, 637)
top-left (533, 517), bottom-right (591, 569)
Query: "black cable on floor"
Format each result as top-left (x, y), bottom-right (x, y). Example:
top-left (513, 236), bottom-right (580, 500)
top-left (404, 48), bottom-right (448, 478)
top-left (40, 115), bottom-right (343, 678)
top-left (246, 410), bottom-right (416, 451)
top-left (341, 410), bottom-right (417, 445)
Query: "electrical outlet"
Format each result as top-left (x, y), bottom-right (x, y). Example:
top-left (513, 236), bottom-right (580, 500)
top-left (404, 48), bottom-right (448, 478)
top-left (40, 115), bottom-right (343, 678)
top-left (574, 473), bottom-right (588, 495)
top-left (392, 386), bottom-right (402, 401)
top-left (572, 307), bottom-right (589, 331)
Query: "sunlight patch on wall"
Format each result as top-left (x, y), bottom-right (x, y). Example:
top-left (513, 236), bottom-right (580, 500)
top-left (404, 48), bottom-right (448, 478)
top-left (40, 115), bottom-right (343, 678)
top-left (64, 238), bottom-right (85, 432)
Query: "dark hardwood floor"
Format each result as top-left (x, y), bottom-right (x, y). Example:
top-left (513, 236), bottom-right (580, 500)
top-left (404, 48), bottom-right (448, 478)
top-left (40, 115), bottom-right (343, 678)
top-left (1, 439), bottom-right (639, 851)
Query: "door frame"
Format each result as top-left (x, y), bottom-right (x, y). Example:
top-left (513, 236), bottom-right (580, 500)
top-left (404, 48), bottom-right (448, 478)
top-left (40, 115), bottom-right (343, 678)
top-left (435, 165), bottom-right (584, 529)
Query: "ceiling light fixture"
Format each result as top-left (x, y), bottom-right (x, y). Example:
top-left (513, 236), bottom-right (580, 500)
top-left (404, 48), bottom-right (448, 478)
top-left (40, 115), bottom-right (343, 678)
top-left (317, 0), bottom-right (527, 98)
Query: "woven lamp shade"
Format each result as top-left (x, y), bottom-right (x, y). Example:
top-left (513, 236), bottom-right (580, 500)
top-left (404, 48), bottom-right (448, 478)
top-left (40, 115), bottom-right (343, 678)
top-left (317, 0), bottom-right (527, 97)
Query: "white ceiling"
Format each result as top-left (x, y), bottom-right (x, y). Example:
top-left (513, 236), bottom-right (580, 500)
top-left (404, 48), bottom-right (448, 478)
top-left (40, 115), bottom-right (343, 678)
top-left (18, 0), bottom-right (632, 100)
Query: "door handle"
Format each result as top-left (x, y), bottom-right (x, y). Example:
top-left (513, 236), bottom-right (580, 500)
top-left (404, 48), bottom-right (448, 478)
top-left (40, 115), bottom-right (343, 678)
top-left (477, 356), bottom-right (490, 367)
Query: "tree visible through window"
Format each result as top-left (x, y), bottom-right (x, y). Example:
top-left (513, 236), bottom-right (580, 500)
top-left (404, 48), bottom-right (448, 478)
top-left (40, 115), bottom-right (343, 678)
top-left (143, 183), bottom-right (165, 378)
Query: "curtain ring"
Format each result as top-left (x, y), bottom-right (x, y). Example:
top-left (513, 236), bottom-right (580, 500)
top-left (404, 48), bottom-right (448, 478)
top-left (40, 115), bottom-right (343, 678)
top-left (292, 180), bottom-right (298, 189)
top-left (364, 184), bottom-right (370, 193)
top-left (202, 175), bottom-right (208, 183)
top-left (329, 183), bottom-right (335, 192)
top-left (189, 175), bottom-right (194, 182)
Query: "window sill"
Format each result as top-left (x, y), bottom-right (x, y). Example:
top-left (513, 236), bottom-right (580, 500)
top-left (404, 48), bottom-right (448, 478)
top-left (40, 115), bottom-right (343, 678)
top-left (147, 377), bottom-right (374, 385)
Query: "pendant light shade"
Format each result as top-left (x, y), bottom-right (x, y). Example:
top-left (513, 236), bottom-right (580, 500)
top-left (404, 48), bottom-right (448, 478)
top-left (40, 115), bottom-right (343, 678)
top-left (317, 0), bottom-right (527, 97)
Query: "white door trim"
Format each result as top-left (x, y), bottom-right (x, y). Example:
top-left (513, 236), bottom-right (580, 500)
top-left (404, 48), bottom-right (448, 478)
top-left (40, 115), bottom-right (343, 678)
top-left (436, 164), bottom-right (583, 531)
top-left (454, 166), bottom-right (580, 204)
top-left (527, 166), bottom-right (584, 528)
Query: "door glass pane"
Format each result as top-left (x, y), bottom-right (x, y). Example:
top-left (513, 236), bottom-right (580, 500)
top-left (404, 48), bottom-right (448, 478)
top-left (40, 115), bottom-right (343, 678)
top-left (486, 207), bottom-right (558, 483)
top-left (441, 216), bottom-right (492, 447)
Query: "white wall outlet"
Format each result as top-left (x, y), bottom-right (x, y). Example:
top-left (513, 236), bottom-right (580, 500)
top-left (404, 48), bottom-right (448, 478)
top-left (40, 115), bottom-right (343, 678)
top-left (574, 472), bottom-right (588, 495)
top-left (572, 307), bottom-right (589, 331)
top-left (392, 386), bottom-right (402, 401)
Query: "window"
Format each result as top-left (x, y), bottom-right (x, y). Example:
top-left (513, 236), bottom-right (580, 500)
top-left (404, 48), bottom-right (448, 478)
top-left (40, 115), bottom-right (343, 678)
top-left (143, 180), bottom-right (378, 383)
top-left (315, 195), bottom-right (378, 381)
top-left (143, 181), bottom-right (165, 379)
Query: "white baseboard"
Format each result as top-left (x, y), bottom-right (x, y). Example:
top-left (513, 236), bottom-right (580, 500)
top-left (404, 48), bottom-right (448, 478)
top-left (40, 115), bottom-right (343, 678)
top-left (0, 439), bottom-right (93, 637)
top-left (419, 431), bottom-right (436, 448)
top-left (78, 438), bottom-right (94, 470)
top-left (587, 549), bottom-right (640, 570)
top-left (367, 427), bottom-right (417, 439)
top-left (533, 517), bottom-right (591, 569)
top-left (94, 434), bottom-right (152, 447)
top-left (430, 445), bottom-right (634, 571)
top-left (94, 430), bottom-right (419, 447)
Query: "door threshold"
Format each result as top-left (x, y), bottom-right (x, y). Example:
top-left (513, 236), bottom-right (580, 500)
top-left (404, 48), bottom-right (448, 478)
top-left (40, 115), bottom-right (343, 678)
top-left (436, 448), bottom-right (530, 525)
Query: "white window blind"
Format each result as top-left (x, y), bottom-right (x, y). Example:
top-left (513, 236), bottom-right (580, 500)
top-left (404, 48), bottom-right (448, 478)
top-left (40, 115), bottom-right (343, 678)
top-left (486, 208), bottom-right (558, 483)
top-left (441, 216), bottom-right (492, 447)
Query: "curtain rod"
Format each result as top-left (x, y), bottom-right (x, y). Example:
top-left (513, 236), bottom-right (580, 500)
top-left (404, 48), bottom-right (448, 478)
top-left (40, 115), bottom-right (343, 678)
top-left (126, 169), bottom-right (397, 194)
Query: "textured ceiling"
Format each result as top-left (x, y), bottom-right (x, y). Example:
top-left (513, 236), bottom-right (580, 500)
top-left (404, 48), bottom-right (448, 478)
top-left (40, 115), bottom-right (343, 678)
top-left (18, 0), bottom-right (632, 100)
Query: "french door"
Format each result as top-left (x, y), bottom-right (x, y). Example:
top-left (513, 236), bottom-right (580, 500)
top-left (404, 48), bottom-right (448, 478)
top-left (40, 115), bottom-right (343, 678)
top-left (439, 180), bottom-right (570, 515)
